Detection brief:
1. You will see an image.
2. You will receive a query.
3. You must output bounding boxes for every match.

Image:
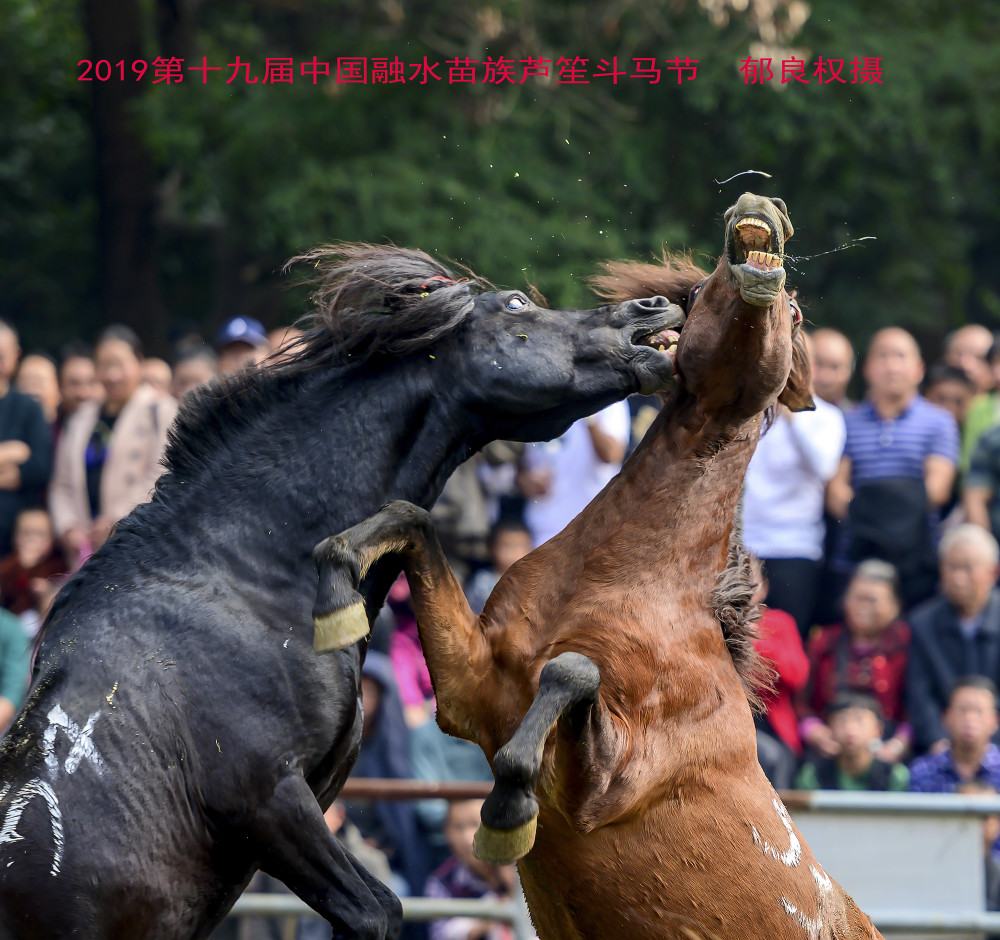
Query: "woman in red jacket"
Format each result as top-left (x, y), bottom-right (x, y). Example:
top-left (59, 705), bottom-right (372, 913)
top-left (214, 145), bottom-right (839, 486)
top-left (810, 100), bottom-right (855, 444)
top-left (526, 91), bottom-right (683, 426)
top-left (797, 559), bottom-right (911, 764)
top-left (753, 567), bottom-right (810, 789)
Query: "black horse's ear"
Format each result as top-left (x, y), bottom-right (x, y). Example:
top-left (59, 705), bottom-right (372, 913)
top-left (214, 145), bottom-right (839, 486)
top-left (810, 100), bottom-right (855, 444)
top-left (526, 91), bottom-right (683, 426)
top-left (778, 324), bottom-right (815, 412)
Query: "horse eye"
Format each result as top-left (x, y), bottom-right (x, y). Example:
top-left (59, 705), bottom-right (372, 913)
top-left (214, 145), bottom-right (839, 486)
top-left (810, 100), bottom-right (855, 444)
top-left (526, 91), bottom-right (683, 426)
top-left (505, 295), bottom-right (528, 311)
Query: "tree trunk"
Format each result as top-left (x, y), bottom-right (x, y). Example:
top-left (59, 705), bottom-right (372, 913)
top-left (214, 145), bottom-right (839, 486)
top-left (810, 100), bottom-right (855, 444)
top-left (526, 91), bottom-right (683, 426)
top-left (83, 0), bottom-right (164, 352)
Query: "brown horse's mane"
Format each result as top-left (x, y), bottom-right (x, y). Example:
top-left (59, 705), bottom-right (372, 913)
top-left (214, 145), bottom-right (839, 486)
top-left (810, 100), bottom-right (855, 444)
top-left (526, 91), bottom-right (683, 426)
top-left (712, 525), bottom-right (774, 712)
top-left (588, 250), bottom-right (710, 306)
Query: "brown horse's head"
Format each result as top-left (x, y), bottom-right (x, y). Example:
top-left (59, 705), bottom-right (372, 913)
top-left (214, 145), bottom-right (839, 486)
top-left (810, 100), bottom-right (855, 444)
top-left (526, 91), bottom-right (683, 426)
top-left (676, 192), bottom-right (813, 420)
top-left (590, 193), bottom-right (813, 420)
top-left (723, 192), bottom-right (793, 306)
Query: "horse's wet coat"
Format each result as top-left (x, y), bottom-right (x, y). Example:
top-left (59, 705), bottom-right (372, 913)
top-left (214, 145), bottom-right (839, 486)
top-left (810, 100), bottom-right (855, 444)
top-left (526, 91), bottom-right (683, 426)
top-left (0, 245), bottom-right (684, 940)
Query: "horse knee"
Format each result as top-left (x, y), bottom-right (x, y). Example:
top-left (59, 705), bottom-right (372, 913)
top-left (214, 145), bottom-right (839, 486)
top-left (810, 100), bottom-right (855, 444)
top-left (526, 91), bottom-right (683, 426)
top-left (540, 651), bottom-right (601, 699)
top-left (378, 499), bottom-right (432, 532)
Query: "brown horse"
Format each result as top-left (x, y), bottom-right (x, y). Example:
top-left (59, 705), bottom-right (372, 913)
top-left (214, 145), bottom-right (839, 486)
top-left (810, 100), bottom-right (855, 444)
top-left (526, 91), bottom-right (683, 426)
top-left (317, 194), bottom-right (883, 939)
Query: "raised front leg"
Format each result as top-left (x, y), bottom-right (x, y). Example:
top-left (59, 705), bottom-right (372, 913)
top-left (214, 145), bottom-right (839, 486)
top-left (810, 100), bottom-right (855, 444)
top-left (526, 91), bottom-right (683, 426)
top-left (475, 652), bottom-right (601, 865)
top-left (312, 500), bottom-right (493, 735)
top-left (251, 773), bottom-right (403, 940)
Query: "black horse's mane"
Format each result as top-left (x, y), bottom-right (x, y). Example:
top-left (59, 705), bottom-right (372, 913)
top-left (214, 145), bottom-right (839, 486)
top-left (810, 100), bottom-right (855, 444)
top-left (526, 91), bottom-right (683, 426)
top-left (162, 244), bottom-right (485, 479)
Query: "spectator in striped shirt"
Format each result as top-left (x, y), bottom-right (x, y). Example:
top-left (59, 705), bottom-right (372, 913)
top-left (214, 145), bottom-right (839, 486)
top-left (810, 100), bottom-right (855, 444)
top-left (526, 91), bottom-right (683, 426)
top-left (826, 327), bottom-right (960, 608)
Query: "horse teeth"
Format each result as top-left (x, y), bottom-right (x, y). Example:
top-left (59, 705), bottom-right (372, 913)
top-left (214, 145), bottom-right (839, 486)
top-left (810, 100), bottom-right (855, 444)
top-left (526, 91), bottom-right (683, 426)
top-left (746, 250), bottom-right (780, 268)
top-left (658, 344), bottom-right (666, 352)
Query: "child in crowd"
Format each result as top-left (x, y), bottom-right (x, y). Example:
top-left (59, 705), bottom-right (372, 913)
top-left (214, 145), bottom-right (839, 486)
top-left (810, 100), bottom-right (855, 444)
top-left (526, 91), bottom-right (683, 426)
top-left (425, 799), bottom-right (518, 940)
top-left (465, 520), bottom-right (534, 616)
top-left (794, 692), bottom-right (910, 791)
top-left (0, 507), bottom-right (67, 632)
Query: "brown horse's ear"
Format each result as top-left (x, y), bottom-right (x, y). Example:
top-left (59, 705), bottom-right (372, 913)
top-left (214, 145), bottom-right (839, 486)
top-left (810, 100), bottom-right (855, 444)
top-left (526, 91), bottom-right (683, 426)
top-left (769, 197), bottom-right (794, 241)
top-left (778, 325), bottom-right (816, 412)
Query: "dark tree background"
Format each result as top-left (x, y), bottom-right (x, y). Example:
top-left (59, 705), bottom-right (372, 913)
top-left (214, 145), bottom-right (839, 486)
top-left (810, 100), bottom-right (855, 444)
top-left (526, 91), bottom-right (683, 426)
top-left (2, 0), bottom-right (998, 359)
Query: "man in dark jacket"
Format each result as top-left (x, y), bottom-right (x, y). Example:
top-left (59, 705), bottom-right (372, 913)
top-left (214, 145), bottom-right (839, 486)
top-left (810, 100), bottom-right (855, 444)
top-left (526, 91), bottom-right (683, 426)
top-left (908, 524), bottom-right (1000, 753)
top-left (0, 320), bottom-right (52, 556)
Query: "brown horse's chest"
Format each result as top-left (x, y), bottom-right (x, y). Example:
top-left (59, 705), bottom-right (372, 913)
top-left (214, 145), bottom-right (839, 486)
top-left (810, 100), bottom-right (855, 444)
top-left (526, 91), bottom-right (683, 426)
top-left (518, 790), bottom-right (868, 940)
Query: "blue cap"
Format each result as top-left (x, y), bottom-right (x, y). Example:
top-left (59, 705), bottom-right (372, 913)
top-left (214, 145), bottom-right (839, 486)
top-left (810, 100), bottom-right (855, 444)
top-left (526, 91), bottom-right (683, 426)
top-left (215, 317), bottom-right (268, 349)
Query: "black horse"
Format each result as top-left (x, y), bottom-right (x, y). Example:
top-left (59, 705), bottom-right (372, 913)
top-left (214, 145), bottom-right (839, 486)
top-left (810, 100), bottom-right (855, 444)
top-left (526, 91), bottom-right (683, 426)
top-left (0, 244), bottom-right (683, 940)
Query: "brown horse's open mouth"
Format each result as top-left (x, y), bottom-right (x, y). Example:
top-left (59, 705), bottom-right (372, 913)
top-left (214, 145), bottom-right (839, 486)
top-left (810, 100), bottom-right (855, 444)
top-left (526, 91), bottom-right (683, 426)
top-left (727, 212), bottom-right (787, 305)
top-left (734, 218), bottom-right (782, 270)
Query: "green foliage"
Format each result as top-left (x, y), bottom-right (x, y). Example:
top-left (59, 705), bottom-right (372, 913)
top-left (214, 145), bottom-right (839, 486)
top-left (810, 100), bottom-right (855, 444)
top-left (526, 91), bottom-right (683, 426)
top-left (0, 0), bottom-right (98, 349)
top-left (4, 0), bottom-right (1000, 358)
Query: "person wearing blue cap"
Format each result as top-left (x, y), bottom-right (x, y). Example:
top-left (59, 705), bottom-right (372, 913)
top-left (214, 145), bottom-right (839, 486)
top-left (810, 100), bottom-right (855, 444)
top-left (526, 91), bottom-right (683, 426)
top-left (215, 316), bottom-right (270, 374)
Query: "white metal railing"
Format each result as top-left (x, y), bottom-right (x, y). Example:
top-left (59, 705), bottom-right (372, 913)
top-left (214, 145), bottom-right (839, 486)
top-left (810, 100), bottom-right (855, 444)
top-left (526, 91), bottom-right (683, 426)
top-left (224, 783), bottom-right (1000, 938)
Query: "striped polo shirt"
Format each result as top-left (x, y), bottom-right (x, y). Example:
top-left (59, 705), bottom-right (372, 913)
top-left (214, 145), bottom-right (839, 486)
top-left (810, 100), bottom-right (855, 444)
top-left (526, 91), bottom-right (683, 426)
top-left (845, 395), bottom-right (959, 483)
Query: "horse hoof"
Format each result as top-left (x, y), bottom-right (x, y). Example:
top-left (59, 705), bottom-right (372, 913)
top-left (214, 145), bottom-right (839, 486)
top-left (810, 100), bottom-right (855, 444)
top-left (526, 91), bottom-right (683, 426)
top-left (473, 815), bottom-right (537, 865)
top-left (313, 602), bottom-right (369, 652)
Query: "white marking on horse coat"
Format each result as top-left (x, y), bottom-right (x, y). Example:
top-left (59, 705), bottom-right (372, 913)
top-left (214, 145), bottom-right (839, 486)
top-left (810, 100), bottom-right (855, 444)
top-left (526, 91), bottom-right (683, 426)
top-left (42, 705), bottom-right (106, 777)
top-left (0, 779), bottom-right (64, 877)
top-left (752, 797), bottom-right (801, 867)
top-left (779, 864), bottom-right (833, 939)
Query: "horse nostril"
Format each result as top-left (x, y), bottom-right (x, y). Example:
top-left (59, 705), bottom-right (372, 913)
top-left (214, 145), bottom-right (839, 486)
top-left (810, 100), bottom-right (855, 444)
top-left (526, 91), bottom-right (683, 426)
top-left (633, 295), bottom-right (670, 313)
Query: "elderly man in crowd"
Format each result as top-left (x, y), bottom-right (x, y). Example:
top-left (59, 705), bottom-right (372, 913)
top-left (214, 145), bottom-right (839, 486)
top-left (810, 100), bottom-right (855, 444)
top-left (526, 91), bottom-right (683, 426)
top-left (908, 525), bottom-right (1000, 754)
top-left (944, 324), bottom-right (995, 397)
top-left (810, 328), bottom-right (855, 412)
top-left (827, 327), bottom-right (959, 608)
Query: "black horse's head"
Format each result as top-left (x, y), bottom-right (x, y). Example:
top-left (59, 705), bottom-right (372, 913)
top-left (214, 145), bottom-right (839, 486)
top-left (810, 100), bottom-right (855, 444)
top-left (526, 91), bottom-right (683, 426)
top-left (285, 244), bottom-right (685, 442)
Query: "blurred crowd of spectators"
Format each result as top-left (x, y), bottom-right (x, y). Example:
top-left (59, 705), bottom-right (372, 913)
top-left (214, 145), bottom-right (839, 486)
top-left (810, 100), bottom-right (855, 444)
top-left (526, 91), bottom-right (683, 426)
top-left (7, 312), bottom-right (1000, 934)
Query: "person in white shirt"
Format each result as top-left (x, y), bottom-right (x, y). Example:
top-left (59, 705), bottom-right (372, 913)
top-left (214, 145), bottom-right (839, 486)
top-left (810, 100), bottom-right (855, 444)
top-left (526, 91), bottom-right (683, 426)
top-left (742, 394), bottom-right (847, 637)
top-left (518, 401), bottom-right (631, 548)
